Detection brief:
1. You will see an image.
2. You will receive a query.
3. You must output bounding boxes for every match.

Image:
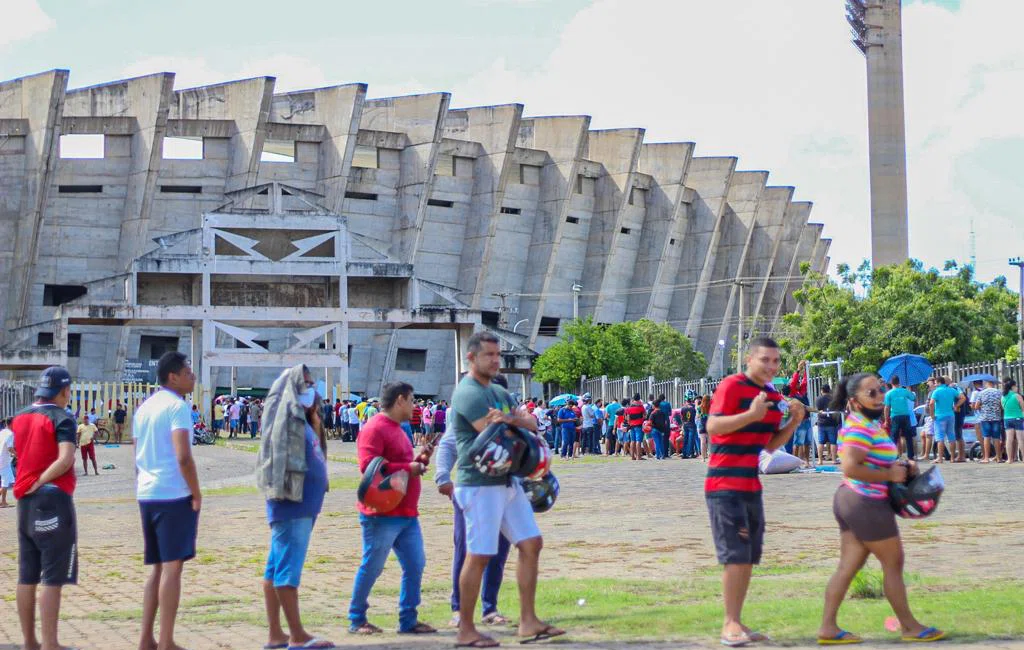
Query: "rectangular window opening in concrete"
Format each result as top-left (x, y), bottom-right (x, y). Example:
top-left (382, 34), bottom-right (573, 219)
top-left (481, 311), bottom-right (500, 328)
top-left (261, 140), bottom-right (295, 163)
top-left (427, 198), bottom-right (454, 208)
top-left (575, 174), bottom-right (595, 195)
top-left (59, 134), bottom-right (104, 159)
top-left (670, 238), bottom-right (676, 245)
top-left (620, 227), bottom-right (632, 235)
top-left (139, 335), bottom-right (179, 360)
top-left (160, 185), bottom-right (203, 194)
top-left (37, 332), bottom-right (54, 347)
top-left (519, 164), bottom-right (541, 186)
top-left (345, 191), bottom-right (378, 201)
top-left (538, 317), bottom-right (561, 337)
top-left (67, 333), bottom-right (82, 358)
top-left (629, 187), bottom-right (646, 207)
top-left (500, 206), bottom-right (521, 215)
top-left (566, 216), bottom-right (580, 224)
top-left (395, 348), bottom-right (427, 372)
top-left (234, 339), bottom-right (269, 351)
top-left (58, 185), bottom-right (103, 194)
top-left (43, 284), bottom-right (88, 306)
top-left (352, 145), bottom-right (378, 169)
top-left (162, 137), bottom-right (204, 160)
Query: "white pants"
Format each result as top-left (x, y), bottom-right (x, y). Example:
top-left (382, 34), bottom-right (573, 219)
top-left (455, 482), bottom-right (541, 556)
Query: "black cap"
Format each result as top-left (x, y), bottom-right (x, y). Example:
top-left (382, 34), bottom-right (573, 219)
top-left (35, 366), bottom-right (72, 399)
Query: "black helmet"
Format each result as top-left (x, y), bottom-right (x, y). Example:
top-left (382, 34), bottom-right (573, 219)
top-left (468, 422), bottom-right (525, 477)
top-left (510, 428), bottom-right (551, 479)
top-left (889, 465), bottom-right (944, 519)
top-left (522, 472), bottom-right (560, 513)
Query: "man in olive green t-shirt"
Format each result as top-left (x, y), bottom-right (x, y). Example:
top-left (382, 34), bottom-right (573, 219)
top-left (451, 331), bottom-right (565, 648)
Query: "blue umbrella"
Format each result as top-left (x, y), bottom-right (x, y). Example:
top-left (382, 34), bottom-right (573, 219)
top-left (548, 393), bottom-right (578, 407)
top-left (878, 354), bottom-right (933, 386)
top-left (959, 373), bottom-right (996, 387)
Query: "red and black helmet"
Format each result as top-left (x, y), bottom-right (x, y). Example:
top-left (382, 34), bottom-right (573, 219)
top-left (357, 456), bottom-right (409, 514)
top-left (522, 472), bottom-right (560, 513)
top-left (889, 465), bottom-right (944, 519)
top-left (469, 422), bottom-right (525, 477)
top-left (513, 431), bottom-right (552, 480)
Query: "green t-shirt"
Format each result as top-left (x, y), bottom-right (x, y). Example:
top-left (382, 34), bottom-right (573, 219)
top-left (452, 375), bottom-right (513, 487)
top-left (1003, 392), bottom-right (1024, 420)
top-left (883, 387), bottom-right (915, 417)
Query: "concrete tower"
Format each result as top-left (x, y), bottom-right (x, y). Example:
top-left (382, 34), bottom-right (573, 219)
top-left (846, 0), bottom-right (910, 267)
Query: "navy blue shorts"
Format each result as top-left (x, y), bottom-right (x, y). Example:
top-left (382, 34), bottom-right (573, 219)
top-left (139, 497), bottom-right (199, 565)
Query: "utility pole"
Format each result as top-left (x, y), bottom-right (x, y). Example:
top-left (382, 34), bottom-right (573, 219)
top-left (734, 280), bottom-right (752, 373)
top-left (1011, 258), bottom-right (1024, 366)
top-left (571, 283), bottom-right (583, 321)
top-left (491, 292), bottom-right (513, 329)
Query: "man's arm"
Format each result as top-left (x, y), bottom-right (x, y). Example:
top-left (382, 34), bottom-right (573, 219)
top-left (171, 428), bottom-right (201, 511)
top-left (25, 441), bottom-right (76, 494)
top-left (765, 401), bottom-right (805, 452)
top-left (706, 391), bottom-right (773, 436)
top-left (928, 398), bottom-right (935, 418)
top-left (433, 428), bottom-right (457, 488)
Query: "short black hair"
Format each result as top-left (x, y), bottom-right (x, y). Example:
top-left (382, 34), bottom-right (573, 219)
top-left (890, 376), bottom-right (901, 386)
top-left (381, 381), bottom-right (414, 409)
top-left (493, 373), bottom-right (509, 389)
top-left (746, 336), bottom-right (779, 354)
top-left (157, 351), bottom-right (189, 386)
top-left (633, 393), bottom-right (641, 401)
top-left (936, 376), bottom-right (947, 385)
top-left (467, 331), bottom-right (500, 355)
top-left (821, 384), bottom-right (831, 393)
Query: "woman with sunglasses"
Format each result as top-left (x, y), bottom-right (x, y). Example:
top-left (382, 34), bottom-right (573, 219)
top-left (817, 373), bottom-right (944, 645)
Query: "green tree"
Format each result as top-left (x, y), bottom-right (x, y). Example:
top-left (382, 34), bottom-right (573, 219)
top-left (781, 260), bottom-right (1019, 374)
top-left (633, 319), bottom-right (708, 380)
top-left (532, 317), bottom-right (650, 388)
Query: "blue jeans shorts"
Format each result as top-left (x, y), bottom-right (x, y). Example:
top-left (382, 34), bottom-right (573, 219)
top-left (631, 427), bottom-right (644, 443)
top-left (793, 421), bottom-right (813, 446)
top-left (264, 517), bottom-right (314, 588)
top-left (933, 416), bottom-right (955, 443)
top-left (817, 424), bottom-right (838, 446)
top-left (1005, 418), bottom-right (1024, 431)
top-left (980, 421), bottom-right (1003, 440)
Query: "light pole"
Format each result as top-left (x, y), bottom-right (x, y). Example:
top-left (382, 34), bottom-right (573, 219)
top-left (1011, 257), bottom-right (1024, 366)
top-left (571, 283), bottom-right (582, 321)
top-left (718, 339), bottom-right (726, 378)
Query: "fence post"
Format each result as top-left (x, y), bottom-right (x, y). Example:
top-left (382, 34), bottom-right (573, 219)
top-left (946, 362), bottom-right (955, 381)
top-left (600, 375), bottom-right (608, 404)
top-left (580, 375), bottom-right (587, 395)
top-left (647, 376), bottom-right (654, 399)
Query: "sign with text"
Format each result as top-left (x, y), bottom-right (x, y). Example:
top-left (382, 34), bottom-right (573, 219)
top-left (122, 358), bottom-right (159, 383)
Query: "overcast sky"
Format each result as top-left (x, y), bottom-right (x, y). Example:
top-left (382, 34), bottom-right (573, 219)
top-left (3, 0), bottom-right (1020, 284)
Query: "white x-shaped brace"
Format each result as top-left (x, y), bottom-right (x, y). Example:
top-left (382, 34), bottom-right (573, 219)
top-left (211, 229), bottom-right (337, 261)
top-left (211, 321), bottom-right (341, 353)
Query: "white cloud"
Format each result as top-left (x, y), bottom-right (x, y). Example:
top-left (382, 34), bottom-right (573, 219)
top-left (0, 0), bottom-right (55, 47)
top-left (448, 0), bottom-right (1023, 281)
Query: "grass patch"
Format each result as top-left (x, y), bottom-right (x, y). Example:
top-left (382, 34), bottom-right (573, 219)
top-left (205, 483), bottom-right (258, 496)
top-left (412, 575), bottom-right (1024, 642)
top-left (850, 568), bottom-right (885, 599)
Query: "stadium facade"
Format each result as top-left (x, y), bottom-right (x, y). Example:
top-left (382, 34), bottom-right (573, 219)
top-left (0, 70), bottom-right (829, 399)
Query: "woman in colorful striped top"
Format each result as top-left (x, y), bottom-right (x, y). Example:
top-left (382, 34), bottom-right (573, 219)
top-left (817, 373), bottom-right (944, 645)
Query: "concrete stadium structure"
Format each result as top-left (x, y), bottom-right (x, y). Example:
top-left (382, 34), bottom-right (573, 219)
top-left (0, 70), bottom-right (829, 398)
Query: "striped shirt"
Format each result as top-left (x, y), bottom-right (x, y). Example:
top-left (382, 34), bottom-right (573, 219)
top-left (705, 374), bottom-right (783, 497)
top-left (838, 412), bottom-right (897, 499)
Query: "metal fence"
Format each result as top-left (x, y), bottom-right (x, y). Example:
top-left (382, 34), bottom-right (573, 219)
top-left (0, 381), bottom-right (34, 422)
top-left (575, 357), bottom-right (1024, 406)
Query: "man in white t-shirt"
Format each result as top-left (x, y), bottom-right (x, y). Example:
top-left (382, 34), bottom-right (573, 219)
top-left (0, 419), bottom-right (14, 507)
top-left (133, 351), bottom-right (201, 650)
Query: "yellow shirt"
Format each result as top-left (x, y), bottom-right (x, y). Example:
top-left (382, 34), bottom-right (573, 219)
top-left (214, 404), bottom-right (225, 419)
top-left (356, 401), bottom-right (367, 419)
top-left (78, 423), bottom-right (97, 446)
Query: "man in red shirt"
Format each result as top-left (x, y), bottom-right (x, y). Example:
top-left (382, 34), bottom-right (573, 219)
top-left (410, 400), bottom-right (424, 445)
top-left (11, 366), bottom-right (79, 650)
top-left (624, 394), bottom-right (647, 461)
top-left (347, 381), bottom-right (438, 636)
top-left (706, 338), bottom-right (805, 646)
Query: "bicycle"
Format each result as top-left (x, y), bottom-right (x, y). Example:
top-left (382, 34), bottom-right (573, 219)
top-left (93, 418), bottom-right (111, 445)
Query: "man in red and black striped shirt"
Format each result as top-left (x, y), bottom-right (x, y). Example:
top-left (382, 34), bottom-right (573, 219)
top-left (705, 337), bottom-right (805, 646)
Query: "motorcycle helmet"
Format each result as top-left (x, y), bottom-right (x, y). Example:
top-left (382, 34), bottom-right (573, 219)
top-left (642, 420), bottom-right (653, 434)
top-left (685, 389), bottom-right (696, 401)
top-left (468, 422), bottom-right (525, 477)
top-left (889, 465), bottom-right (944, 519)
top-left (514, 432), bottom-right (552, 480)
top-left (357, 456), bottom-right (409, 514)
top-left (522, 472), bottom-right (560, 513)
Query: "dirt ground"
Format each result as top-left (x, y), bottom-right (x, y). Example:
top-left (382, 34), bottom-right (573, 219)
top-left (1, 442), bottom-right (1022, 649)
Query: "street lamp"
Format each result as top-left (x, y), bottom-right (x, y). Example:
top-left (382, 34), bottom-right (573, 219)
top-left (1011, 258), bottom-right (1024, 366)
top-left (571, 283), bottom-right (583, 321)
top-left (718, 339), bottom-right (727, 378)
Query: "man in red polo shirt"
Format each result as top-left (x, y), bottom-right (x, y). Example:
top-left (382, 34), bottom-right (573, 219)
top-left (11, 366), bottom-right (79, 650)
top-left (706, 338), bottom-right (805, 646)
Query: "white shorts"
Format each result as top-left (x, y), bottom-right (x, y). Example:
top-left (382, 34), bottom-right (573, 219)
top-left (0, 466), bottom-right (14, 488)
top-left (455, 482), bottom-right (541, 556)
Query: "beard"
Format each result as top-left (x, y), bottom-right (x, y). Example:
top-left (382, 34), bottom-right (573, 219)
top-left (860, 406), bottom-right (885, 421)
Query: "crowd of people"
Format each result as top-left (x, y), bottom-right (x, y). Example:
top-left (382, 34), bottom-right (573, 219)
top-left (11, 334), bottom-right (1024, 649)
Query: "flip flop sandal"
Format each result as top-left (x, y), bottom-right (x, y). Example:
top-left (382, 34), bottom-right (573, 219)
top-left (721, 633), bottom-right (752, 647)
top-left (288, 638), bottom-right (335, 649)
top-left (264, 644), bottom-right (289, 649)
top-left (348, 622), bottom-right (382, 635)
top-left (901, 627), bottom-right (946, 643)
top-left (455, 636), bottom-right (501, 648)
top-left (818, 630), bottom-right (864, 645)
top-left (399, 622), bottom-right (438, 634)
top-left (520, 625), bottom-right (566, 644)
top-left (483, 612), bottom-right (511, 626)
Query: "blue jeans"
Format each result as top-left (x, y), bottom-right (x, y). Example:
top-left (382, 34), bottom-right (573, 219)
top-left (349, 515), bottom-right (425, 631)
top-left (249, 421), bottom-right (258, 438)
top-left (581, 426), bottom-right (595, 453)
top-left (652, 428), bottom-right (667, 458)
top-left (683, 425), bottom-right (698, 457)
top-left (450, 494), bottom-right (510, 615)
top-left (933, 416), bottom-right (955, 443)
top-left (264, 517), bottom-right (314, 588)
top-left (560, 429), bottom-right (576, 457)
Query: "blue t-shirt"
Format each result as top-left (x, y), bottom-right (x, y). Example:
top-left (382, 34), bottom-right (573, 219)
top-left (266, 423), bottom-right (328, 524)
top-left (190, 410), bottom-right (201, 425)
top-left (658, 401), bottom-right (672, 418)
top-left (883, 387), bottom-right (915, 417)
top-left (400, 421), bottom-right (414, 444)
top-left (931, 385), bottom-right (958, 419)
top-left (605, 402), bottom-right (623, 421)
top-left (557, 407), bottom-right (577, 434)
